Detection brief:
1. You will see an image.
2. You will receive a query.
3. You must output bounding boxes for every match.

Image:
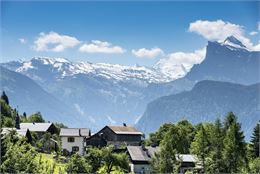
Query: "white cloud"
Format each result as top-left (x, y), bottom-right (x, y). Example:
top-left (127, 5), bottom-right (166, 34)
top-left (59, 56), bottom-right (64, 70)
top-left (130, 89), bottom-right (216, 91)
top-left (159, 47), bottom-right (206, 68)
top-left (34, 32), bottom-right (80, 52)
top-left (132, 47), bottom-right (164, 59)
top-left (258, 21), bottom-right (260, 31)
top-left (249, 31), bottom-right (258, 36)
top-left (79, 40), bottom-right (125, 54)
top-left (19, 38), bottom-right (27, 44)
top-left (189, 20), bottom-right (259, 51)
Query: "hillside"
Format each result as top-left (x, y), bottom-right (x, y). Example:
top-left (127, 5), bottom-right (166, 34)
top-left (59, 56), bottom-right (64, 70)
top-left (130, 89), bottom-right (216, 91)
top-left (136, 80), bottom-right (260, 139)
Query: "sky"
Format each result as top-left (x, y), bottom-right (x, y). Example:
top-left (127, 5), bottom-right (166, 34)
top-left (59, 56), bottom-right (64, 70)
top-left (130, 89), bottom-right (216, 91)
top-left (1, 1), bottom-right (259, 67)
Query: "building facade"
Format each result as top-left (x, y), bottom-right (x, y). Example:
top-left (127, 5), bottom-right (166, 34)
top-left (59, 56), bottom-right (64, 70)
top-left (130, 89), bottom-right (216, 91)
top-left (86, 125), bottom-right (143, 148)
top-left (60, 128), bottom-right (90, 155)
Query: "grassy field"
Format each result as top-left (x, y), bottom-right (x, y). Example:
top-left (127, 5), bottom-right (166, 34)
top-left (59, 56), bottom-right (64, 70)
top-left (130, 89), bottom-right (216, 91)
top-left (35, 153), bottom-right (67, 174)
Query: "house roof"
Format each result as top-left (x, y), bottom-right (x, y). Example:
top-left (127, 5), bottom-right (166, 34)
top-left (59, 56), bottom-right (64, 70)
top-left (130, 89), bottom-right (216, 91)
top-left (108, 126), bottom-right (143, 135)
top-left (127, 146), bottom-right (199, 164)
top-left (1, 128), bottom-right (29, 137)
top-left (20, 123), bottom-right (53, 132)
top-left (176, 154), bottom-right (199, 163)
top-left (127, 146), bottom-right (160, 162)
top-left (60, 128), bottom-right (90, 137)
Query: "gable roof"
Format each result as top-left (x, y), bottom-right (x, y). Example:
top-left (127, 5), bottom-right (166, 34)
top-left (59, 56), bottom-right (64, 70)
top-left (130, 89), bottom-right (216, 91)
top-left (60, 128), bottom-right (90, 137)
top-left (1, 128), bottom-right (30, 137)
top-left (108, 126), bottom-right (143, 135)
top-left (20, 123), bottom-right (53, 132)
top-left (127, 146), bottom-right (160, 163)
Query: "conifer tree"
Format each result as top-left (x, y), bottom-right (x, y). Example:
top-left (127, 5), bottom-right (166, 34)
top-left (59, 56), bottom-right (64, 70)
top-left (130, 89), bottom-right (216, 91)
top-left (15, 113), bottom-right (20, 129)
top-left (1, 91), bottom-right (9, 105)
top-left (222, 117), bottom-right (247, 173)
top-left (191, 124), bottom-right (209, 172)
top-left (250, 122), bottom-right (260, 158)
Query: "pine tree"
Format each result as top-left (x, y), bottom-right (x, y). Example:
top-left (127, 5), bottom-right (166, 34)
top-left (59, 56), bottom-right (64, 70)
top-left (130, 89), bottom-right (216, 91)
top-left (191, 124), bottom-right (209, 172)
top-left (224, 112), bottom-right (237, 131)
top-left (15, 113), bottom-right (20, 129)
top-left (151, 125), bottom-right (178, 173)
top-left (250, 122), bottom-right (260, 158)
top-left (1, 91), bottom-right (9, 105)
top-left (208, 119), bottom-right (225, 173)
top-left (223, 118), bottom-right (247, 173)
top-left (23, 112), bottom-right (27, 118)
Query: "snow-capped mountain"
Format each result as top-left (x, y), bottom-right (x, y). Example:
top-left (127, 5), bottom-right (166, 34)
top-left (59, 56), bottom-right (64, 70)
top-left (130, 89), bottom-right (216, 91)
top-left (3, 57), bottom-right (187, 85)
top-left (1, 57), bottom-right (192, 130)
top-left (185, 36), bottom-right (260, 85)
top-left (1, 36), bottom-right (258, 132)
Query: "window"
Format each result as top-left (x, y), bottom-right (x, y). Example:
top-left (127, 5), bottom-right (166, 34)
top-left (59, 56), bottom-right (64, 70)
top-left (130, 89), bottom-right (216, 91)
top-left (72, 146), bottom-right (79, 152)
top-left (68, 137), bottom-right (75, 142)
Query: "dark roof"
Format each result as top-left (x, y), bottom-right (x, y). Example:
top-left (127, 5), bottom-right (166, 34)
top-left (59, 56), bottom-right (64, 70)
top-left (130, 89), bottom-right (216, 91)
top-left (60, 128), bottom-right (90, 137)
top-left (20, 123), bottom-right (53, 132)
top-left (108, 126), bottom-right (143, 135)
top-left (1, 128), bottom-right (29, 137)
top-left (127, 146), bottom-right (160, 163)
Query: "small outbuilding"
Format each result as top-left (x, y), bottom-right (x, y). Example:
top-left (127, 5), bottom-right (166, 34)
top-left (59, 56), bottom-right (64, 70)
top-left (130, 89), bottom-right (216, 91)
top-left (127, 145), bottom-right (159, 173)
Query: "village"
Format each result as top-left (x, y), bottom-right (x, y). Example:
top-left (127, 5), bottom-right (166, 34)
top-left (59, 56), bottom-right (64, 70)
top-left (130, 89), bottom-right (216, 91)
top-left (1, 114), bottom-right (203, 174)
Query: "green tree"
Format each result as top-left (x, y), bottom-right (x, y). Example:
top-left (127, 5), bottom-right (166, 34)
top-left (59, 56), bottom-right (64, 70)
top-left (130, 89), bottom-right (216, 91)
top-left (222, 121), bottom-right (247, 173)
top-left (190, 124), bottom-right (209, 172)
top-left (99, 146), bottom-right (129, 173)
top-left (151, 125), bottom-right (178, 173)
top-left (1, 134), bottom-right (39, 173)
top-left (249, 122), bottom-right (259, 158)
top-left (15, 113), bottom-right (20, 129)
top-left (66, 153), bottom-right (91, 173)
top-left (248, 158), bottom-right (260, 173)
top-left (206, 119), bottom-right (225, 173)
top-left (27, 112), bottom-right (45, 123)
top-left (146, 123), bottom-right (173, 146)
top-left (175, 120), bottom-right (195, 153)
top-left (224, 112), bottom-right (237, 131)
top-left (85, 147), bottom-right (104, 172)
top-left (1, 91), bottom-right (9, 105)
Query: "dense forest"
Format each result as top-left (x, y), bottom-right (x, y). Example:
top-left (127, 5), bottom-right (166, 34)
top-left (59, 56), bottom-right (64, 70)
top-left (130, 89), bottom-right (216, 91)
top-left (0, 91), bottom-right (259, 173)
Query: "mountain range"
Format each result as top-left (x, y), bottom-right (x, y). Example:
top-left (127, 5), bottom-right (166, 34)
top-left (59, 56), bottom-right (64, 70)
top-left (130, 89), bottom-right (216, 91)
top-left (1, 36), bottom-right (259, 136)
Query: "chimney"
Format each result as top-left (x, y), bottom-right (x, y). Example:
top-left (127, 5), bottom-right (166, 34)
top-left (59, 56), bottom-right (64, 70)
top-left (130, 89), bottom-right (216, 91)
top-left (123, 123), bottom-right (127, 127)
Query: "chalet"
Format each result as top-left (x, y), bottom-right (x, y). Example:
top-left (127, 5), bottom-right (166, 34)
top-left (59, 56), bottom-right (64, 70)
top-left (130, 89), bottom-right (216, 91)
top-left (1, 128), bottom-right (32, 143)
top-left (127, 145), bottom-right (159, 173)
top-left (20, 122), bottom-right (58, 136)
top-left (60, 128), bottom-right (91, 155)
top-left (127, 146), bottom-right (202, 174)
top-left (86, 125), bottom-right (143, 148)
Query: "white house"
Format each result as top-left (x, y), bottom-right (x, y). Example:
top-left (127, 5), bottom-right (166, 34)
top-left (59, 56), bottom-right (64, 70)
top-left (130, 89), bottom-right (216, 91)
top-left (60, 128), bottom-right (90, 155)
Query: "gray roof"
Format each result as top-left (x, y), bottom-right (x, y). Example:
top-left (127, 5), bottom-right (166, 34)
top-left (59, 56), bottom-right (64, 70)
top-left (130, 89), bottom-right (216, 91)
top-left (127, 146), bottom-right (199, 163)
top-left (176, 154), bottom-right (199, 163)
top-left (127, 146), bottom-right (160, 162)
top-left (1, 128), bottom-right (29, 137)
top-left (20, 123), bottom-right (53, 132)
top-left (108, 126), bottom-right (143, 135)
top-left (60, 128), bottom-right (90, 137)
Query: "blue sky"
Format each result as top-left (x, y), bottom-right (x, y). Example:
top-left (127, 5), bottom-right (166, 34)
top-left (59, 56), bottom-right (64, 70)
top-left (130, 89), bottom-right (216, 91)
top-left (1, 1), bottom-right (259, 66)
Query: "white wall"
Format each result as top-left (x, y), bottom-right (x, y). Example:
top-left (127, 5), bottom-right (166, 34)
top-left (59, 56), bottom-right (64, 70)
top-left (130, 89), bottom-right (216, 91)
top-left (61, 136), bottom-right (84, 155)
top-left (129, 163), bottom-right (152, 173)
